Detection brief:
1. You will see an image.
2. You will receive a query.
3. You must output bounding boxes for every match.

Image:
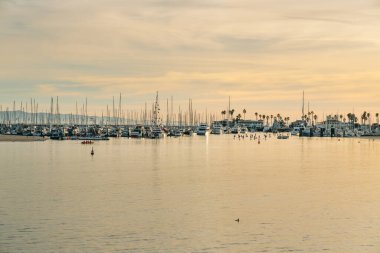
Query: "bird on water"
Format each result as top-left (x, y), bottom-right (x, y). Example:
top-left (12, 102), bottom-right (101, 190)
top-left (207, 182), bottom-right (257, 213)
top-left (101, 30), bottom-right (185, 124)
top-left (235, 218), bottom-right (240, 223)
top-left (91, 147), bottom-right (94, 156)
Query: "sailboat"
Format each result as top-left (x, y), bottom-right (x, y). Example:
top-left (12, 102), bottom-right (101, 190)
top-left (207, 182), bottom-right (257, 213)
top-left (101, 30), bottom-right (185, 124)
top-left (149, 92), bottom-right (164, 139)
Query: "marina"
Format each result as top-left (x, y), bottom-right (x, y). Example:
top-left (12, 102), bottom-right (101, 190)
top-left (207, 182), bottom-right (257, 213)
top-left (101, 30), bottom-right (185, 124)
top-left (1, 91), bottom-right (380, 142)
top-left (2, 0), bottom-right (380, 251)
top-left (1, 112), bottom-right (379, 141)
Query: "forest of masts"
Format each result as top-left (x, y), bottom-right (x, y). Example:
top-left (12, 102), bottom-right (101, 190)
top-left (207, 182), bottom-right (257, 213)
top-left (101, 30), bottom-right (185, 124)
top-left (0, 94), bottom-right (230, 127)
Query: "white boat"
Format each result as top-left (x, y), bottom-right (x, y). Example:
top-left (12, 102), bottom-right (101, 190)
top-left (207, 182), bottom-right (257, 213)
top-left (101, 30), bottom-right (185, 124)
top-left (263, 126), bottom-right (271, 132)
top-left (130, 125), bottom-right (145, 138)
top-left (291, 127), bottom-right (300, 136)
top-left (121, 127), bottom-right (130, 137)
top-left (230, 126), bottom-right (240, 134)
top-left (240, 126), bottom-right (248, 134)
top-left (148, 91), bottom-right (164, 139)
top-left (169, 128), bottom-right (182, 137)
top-left (149, 125), bottom-right (164, 139)
top-left (211, 123), bottom-right (223, 134)
top-left (197, 123), bottom-right (209, 135)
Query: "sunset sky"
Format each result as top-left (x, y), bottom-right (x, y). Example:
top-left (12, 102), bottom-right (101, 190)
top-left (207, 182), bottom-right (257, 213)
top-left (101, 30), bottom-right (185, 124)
top-left (1, 0), bottom-right (380, 119)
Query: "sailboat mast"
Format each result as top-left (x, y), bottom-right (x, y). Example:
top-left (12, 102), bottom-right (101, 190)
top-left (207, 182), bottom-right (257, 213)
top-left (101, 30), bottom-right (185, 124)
top-left (302, 91), bottom-right (305, 119)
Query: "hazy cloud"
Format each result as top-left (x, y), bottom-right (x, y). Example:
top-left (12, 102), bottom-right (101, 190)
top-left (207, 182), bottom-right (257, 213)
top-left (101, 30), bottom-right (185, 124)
top-left (1, 0), bottom-right (380, 117)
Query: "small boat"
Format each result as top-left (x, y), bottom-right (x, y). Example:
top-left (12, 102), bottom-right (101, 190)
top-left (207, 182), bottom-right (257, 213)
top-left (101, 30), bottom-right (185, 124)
top-left (290, 127), bottom-right (300, 136)
top-left (81, 140), bottom-right (94, 144)
top-left (168, 128), bottom-right (182, 137)
top-left (182, 128), bottom-right (194, 136)
top-left (230, 126), bottom-right (240, 134)
top-left (240, 126), bottom-right (248, 134)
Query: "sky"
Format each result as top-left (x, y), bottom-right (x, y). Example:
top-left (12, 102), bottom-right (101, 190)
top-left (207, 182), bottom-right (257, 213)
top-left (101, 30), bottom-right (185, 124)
top-left (1, 0), bottom-right (380, 119)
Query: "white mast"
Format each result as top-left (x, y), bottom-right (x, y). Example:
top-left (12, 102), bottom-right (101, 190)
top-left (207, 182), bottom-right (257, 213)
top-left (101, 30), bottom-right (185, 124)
top-left (302, 91), bottom-right (305, 119)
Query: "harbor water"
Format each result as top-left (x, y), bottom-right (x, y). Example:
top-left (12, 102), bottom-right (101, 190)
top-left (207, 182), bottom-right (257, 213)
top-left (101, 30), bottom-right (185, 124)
top-left (1, 135), bottom-right (380, 252)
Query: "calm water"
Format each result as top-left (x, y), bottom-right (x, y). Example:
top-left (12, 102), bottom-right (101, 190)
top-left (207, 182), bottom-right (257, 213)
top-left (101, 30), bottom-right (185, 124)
top-left (1, 135), bottom-right (380, 252)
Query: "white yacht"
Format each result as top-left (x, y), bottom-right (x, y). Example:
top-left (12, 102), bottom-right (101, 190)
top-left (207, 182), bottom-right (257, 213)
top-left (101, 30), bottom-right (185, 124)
top-left (130, 125), bottom-right (145, 138)
top-left (197, 123), bottom-right (209, 136)
top-left (210, 123), bottom-right (223, 134)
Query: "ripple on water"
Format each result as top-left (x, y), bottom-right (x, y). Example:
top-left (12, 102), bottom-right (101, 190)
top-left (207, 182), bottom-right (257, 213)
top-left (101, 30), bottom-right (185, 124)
top-left (2, 137), bottom-right (380, 252)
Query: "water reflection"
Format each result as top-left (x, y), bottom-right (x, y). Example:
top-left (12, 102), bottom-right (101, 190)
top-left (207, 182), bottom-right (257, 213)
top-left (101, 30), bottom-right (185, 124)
top-left (1, 135), bottom-right (380, 252)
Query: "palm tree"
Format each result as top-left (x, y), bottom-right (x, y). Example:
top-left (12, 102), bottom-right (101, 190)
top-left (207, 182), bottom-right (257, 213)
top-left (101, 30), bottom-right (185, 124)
top-left (266, 115), bottom-right (269, 125)
top-left (367, 112), bottom-right (370, 126)
top-left (347, 113), bottom-right (353, 127)
top-left (243, 109), bottom-right (246, 120)
top-left (376, 113), bottom-right (379, 124)
top-left (339, 114), bottom-right (343, 122)
top-left (283, 117), bottom-right (289, 125)
top-left (255, 112), bottom-right (258, 120)
top-left (270, 115), bottom-right (273, 125)
top-left (221, 110), bottom-right (226, 119)
top-left (229, 109), bottom-right (235, 119)
top-left (310, 111), bottom-right (314, 125)
top-left (361, 111), bottom-right (367, 125)
top-left (236, 113), bottom-right (242, 122)
top-left (314, 114), bottom-right (318, 125)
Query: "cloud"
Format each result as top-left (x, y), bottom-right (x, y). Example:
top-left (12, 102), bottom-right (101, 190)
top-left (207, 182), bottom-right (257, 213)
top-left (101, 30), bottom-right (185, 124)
top-left (284, 16), bottom-right (353, 25)
top-left (1, 0), bottom-right (380, 117)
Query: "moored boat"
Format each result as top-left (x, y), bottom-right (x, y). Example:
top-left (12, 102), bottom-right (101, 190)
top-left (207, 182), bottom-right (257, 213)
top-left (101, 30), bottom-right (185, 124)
top-left (197, 123), bottom-right (209, 136)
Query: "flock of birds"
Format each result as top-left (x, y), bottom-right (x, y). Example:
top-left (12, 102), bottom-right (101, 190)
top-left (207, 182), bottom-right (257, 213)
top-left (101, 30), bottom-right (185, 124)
top-left (233, 133), bottom-right (270, 144)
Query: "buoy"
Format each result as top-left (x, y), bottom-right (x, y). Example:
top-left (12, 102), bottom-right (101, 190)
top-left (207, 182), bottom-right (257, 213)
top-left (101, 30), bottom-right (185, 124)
top-left (91, 147), bottom-right (94, 156)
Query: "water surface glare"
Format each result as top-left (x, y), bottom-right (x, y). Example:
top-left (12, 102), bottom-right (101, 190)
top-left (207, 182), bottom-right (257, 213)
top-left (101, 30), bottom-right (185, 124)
top-left (1, 135), bottom-right (380, 252)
